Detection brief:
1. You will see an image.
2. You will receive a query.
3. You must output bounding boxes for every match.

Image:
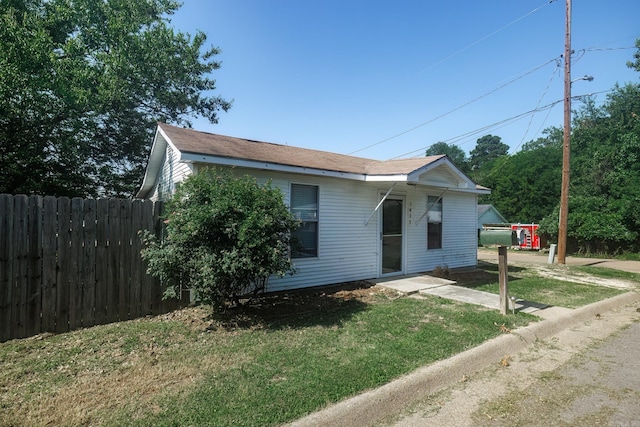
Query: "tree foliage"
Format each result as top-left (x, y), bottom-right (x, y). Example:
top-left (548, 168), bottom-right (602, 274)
top-left (549, 82), bottom-right (640, 253)
top-left (627, 37), bottom-right (640, 72)
top-left (479, 41), bottom-right (640, 255)
top-left (469, 134), bottom-right (509, 171)
top-left (426, 141), bottom-right (469, 173)
top-left (479, 127), bottom-right (562, 223)
top-left (0, 0), bottom-right (230, 197)
top-left (141, 169), bottom-right (299, 311)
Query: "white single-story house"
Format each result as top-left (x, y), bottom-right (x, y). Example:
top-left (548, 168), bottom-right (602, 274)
top-left (137, 123), bottom-right (490, 292)
top-left (477, 204), bottom-right (508, 230)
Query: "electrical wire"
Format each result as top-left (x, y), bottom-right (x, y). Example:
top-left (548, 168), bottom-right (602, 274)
top-left (414, 0), bottom-right (558, 76)
top-left (389, 106), bottom-right (554, 160)
top-left (511, 59), bottom-right (561, 153)
top-left (388, 89), bottom-right (613, 160)
top-left (348, 57), bottom-right (560, 155)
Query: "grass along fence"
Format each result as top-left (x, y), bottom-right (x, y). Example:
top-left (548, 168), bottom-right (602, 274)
top-left (0, 194), bottom-right (187, 343)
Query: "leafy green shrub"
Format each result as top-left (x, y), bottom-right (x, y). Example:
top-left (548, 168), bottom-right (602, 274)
top-left (141, 169), bottom-right (298, 311)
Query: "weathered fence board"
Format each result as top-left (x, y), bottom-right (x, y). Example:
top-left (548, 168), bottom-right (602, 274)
top-left (56, 197), bottom-right (71, 333)
top-left (106, 198), bottom-right (120, 324)
top-left (0, 195), bottom-right (179, 342)
top-left (26, 196), bottom-right (43, 338)
top-left (0, 195), bottom-right (14, 341)
top-left (118, 199), bottom-right (131, 321)
top-left (13, 195), bottom-right (28, 339)
top-left (69, 197), bottom-right (83, 330)
top-left (95, 199), bottom-right (109, 325)
top-left (41, 196), bottom-right (57, 332)
top-left (82, 199), bottom-right (96, 328)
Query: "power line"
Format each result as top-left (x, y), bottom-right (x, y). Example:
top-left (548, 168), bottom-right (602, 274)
top-left (388, 89), bottom-right (612, 160)
top-left (389, 105), bottom-right (556, 159)
top-left (512, 60), bottom-right (561, 152)
top-left (414, 0), bottom-right (558, 76)
top-left (348, 57), bottom-right (560, 155)
top-left (584, 46), bottom-right (637, 52)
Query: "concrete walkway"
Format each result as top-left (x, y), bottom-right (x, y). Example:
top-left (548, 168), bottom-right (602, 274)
top-left (371, 273), bottom-right (555, 316)
top-left (372, 250), bottom-right (640, 317)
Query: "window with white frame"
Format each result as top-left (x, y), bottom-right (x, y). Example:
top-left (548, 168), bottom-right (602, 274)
top-left (290, 184), bottom-right (318, 258)
top-left (427, 195), bottom-right (442, 249)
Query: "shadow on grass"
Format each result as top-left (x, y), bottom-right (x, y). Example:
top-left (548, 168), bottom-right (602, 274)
top-left (207, 260), bottom-right (541, 331)
top-left (210, 281), bottom-right (376, 331)
top-left (452, 261), bottom-right (527, 289)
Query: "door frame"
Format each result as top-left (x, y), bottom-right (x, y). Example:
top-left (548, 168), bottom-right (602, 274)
top-left (379, 194), bottom-right (406, 277)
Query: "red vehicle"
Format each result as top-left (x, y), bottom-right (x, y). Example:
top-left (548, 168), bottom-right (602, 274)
top-left (510, 223), bottom-right (540, 250)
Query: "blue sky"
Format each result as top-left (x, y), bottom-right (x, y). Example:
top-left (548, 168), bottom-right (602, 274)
top-left (168, 0), bottom-right (639, 159)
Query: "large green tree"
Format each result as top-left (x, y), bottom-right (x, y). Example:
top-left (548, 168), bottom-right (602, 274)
top-left (469, 134), bottom-right (509, 172)
top-left (563, 84), bottom-right (640, 252)
top-left (480, 127), bottom-right (562, 223)
top-left (0, 0), bottom-right (230, 197)
top-left (425, 141), bottom-right (469, 173)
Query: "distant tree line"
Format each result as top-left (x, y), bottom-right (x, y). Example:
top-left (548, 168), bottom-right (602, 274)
top-left (427, 39), bottom-right (640, 255)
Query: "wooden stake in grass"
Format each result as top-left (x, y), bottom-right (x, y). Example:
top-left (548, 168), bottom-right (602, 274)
top-left (498, 246), bottom-right (509, 315)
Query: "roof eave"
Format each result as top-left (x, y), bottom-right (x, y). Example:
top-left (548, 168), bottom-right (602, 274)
top-left (135, 127), bottom-right (166, 199)
top-left (180, 152), bottom-right (368, 181)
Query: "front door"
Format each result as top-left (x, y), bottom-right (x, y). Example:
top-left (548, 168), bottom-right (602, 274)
top-left (381, 198), bottom-right (403, 275)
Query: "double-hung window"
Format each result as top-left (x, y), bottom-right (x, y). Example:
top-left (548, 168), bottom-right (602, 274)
top-left (427, 195), bottom-right (443, 249)
top-left (290, 184), bottom-right (319, 258)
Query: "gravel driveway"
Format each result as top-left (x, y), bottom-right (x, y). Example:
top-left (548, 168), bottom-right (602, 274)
top-left (477, 248), bottom-right (640, 274)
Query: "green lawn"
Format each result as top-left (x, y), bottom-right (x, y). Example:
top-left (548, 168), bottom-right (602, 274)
top-left (2, 261), bottom-right (636, 426)
top-left (469, 261), bottom-right (634, 308)
top-left (1, 288), bottom-right (533, 427)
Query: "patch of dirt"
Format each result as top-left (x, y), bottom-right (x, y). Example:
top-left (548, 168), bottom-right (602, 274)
top-left (156, 281), bottom-right (402, 331)
top-left (527, 264), bottom-right (637, 289)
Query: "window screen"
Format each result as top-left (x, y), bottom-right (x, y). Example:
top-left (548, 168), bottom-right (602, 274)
top-left (291, 184), bottom-right (318, 257)
top-left (427, 195), bottom-right (442, 249)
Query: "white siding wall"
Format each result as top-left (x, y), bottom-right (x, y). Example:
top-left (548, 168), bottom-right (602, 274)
top-left (406, 188), bottom-right (478, 272)
top-left (234, 169), bottom-right (380, 292)
top-left (149, 144), bottom-right (193, 201)
top-left (152, 160), bottom-right (479, 291)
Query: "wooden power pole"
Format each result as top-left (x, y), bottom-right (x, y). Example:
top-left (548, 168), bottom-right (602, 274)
top-left (558, 0), bottom-right (571, 264)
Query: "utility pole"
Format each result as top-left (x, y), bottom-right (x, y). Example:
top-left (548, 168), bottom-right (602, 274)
top-left (557, 0), bottom-right (571, 264)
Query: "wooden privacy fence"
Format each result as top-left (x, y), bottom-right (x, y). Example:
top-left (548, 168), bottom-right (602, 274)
top-left (0, 194), bottom-right (187, 343)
